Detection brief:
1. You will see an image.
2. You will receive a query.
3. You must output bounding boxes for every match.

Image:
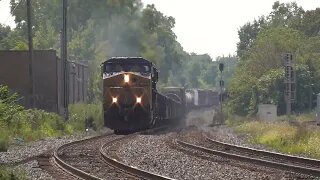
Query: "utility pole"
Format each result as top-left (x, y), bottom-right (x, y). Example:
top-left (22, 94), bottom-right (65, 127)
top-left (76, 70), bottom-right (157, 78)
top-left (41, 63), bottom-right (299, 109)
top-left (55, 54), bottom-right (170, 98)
top-left (62, 0), bottom-right (69, 120)
top-left (219, 62), bottom-right (224, 124)
top-left (284, 53), bottom-right (296, 117)
top-left (27, 0), bottom-right (35, 108)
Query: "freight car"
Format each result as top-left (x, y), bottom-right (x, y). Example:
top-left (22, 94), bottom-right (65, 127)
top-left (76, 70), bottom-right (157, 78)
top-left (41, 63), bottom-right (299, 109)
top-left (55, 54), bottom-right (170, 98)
top-left (101, 57), bottom-right (185, 133)
top-left (185, 89), bottom-right (219, 109)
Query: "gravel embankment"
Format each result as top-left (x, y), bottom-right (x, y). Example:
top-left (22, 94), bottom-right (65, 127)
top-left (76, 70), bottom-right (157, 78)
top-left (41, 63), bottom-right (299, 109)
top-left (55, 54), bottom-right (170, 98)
top-left (117, 133), bottom-right (295, 180)
top-left (0, 129), bottom-right (109, 179)
top-left (186, 108), bottom-right (283, 152)
top-left (115, 108), bottom-right (318, 179)
top-left (205, 126), bottom-right (269, 150)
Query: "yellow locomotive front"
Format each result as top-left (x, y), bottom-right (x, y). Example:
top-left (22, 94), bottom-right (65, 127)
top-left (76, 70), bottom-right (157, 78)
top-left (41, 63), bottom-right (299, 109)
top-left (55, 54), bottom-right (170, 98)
top-left (102, 57), bottom-right (154, 133)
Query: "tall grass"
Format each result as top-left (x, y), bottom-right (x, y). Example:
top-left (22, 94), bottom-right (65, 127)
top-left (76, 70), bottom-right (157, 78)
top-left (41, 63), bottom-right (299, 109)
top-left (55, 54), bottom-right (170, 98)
top-left (68, 102), bottom-right (103, 132)
top-left (0, 85), bottom-right (104, 152)
top-left (0, 166), bottom-right (26, 180)
top-left (234, 120), bottom-right (320, 158)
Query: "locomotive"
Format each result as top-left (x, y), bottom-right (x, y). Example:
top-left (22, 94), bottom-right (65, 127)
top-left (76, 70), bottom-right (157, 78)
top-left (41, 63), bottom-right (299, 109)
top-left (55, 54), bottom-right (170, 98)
top-left (101, 57), bottom-right (185, 133)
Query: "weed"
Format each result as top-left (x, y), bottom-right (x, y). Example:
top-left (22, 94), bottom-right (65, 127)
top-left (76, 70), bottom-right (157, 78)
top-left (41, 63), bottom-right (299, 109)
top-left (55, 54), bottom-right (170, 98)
top-left (68, 103), bottom-right (103, 132)
top-left (233, 118), bottom-right (320, 159)
top-left (0, 85), bottom-right (103, 151)
top-left (0, 166), bottom-right (27, 180)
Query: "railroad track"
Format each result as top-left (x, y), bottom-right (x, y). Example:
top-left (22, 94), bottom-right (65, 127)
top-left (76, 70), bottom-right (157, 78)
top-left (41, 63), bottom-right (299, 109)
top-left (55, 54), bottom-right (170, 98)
top-left (53, 129), bottom-right (173, 180)
top-left (176, 134), bottom-right (320, 177)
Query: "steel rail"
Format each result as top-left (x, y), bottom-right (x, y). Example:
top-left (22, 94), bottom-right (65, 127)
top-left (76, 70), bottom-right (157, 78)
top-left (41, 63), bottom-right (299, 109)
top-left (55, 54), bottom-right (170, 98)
top-left (205, 135), bottom-right (320, 167)
top-left (99, 133), bottom-right (174, 180)
top-left (53, 127), bottom-right (171, 180)
top-left (176, 139), bottom-right (320, 177)
top-left (100, 137), bottom-right (172, 180)
top-left (53, 133), bottom-right (114, 180)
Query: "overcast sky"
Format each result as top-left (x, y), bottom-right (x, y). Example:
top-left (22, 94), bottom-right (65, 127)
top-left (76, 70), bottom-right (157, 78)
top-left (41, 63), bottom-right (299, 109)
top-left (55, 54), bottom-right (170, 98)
top-left (1, 0), bottom-right (320, 58)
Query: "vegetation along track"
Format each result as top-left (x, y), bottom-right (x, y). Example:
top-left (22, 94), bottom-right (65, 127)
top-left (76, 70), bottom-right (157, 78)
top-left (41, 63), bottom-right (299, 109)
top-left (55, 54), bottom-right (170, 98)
top-left (176, 134), bottom-right (320, 177)
top-left (54, 129), bottom-right (173, 180)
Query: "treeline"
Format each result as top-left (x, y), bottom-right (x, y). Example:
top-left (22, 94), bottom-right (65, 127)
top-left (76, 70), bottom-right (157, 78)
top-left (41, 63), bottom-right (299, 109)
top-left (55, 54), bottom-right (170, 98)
top-left (0, 0), bottom-right (231, 101)
top-left (228, 1), bottom-right (320, 116)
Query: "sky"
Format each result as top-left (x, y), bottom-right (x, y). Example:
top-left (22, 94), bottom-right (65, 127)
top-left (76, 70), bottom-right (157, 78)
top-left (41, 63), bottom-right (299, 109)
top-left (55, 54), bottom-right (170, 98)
top-left (1, 0), bottom-right (320, 58)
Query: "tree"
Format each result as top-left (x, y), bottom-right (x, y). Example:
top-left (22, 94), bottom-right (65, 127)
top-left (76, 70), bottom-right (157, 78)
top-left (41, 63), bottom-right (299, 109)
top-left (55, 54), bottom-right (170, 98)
top-left (2, 0), bottom-right (222, 102)
top-left (0, 24), bottom-right (11, 49)
top-left (237, 17), bottom-right (266, 58)
top-left (229, 27), bottom-right (313, 115)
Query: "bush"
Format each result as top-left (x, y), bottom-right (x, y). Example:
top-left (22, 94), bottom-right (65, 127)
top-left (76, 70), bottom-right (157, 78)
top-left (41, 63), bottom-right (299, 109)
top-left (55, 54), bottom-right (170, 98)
top-left (0, 85), bottom-right (72, 150)
top-left (0, 85), bottom-right (103, 151)
top-left (8, 109), bottom-right (66, 141)
top-left (68, 103), bottom-right (103, 132)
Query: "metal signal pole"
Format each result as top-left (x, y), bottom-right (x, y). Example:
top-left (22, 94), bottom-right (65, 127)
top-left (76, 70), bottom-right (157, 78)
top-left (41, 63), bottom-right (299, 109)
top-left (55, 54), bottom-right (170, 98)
top-left (62, 0), bottom-right (69, 120)
top-left (27, 0), bottom-right (35, 108)
top-left (219, 63), bottom-right (224, 124)
top-left (284, 53), bottom-right (296, 117)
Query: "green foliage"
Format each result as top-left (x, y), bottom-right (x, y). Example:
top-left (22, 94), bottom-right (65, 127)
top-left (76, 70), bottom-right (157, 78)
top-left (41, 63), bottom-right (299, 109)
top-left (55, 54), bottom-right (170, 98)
top-left (0, 24), bottom-right (11, 49)
top-left (229, 2), bottom-right (320, 116)
top-left (234, 120), bottom-right (320, 158)
top-left (0, 85), bottom-right (98, 151)
top-left (0, 166), bottom-right (26, 180)
top-left (68, 103), bottom-right (103, 132)
top-left (0, 130), bottom-right (9, 152)
top-left (1, 1), bottom-right (227, 102)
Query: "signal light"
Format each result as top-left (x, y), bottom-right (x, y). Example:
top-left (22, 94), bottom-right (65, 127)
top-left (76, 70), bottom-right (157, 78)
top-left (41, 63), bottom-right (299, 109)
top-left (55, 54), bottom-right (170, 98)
top-left (124, 74), bottom-right (130, 83)
top-left (136, 97), bottom-right (142, 104)
top-left (112, 97), bottom-right (117, 103)
top-left (219, 63), bottom-right (224, 72)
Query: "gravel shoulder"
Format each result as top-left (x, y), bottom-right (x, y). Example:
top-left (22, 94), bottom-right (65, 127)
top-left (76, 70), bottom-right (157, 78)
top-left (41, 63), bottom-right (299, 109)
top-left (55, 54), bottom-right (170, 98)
top-left (115, 109), bottom-right (319, 179)
top-left (0, 128), bottom-right (110, 179)
top-left (117, 132), bottom-right (306, 180)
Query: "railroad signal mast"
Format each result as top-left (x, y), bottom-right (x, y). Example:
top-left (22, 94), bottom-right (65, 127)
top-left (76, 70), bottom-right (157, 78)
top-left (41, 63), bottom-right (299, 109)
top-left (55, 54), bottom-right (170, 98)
top-left (219, 63), bottom-right (224, 124)
top-left (284, 53), bottom-right (296, 116)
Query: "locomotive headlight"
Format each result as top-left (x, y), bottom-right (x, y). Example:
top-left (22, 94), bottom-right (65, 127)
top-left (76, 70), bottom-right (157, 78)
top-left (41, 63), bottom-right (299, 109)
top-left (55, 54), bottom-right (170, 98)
top-left (136, 97), bottom-right (142, 104)
top-left (112, 97), bottom-right (118, 103)
top-left (124, 74), bottom-right (130, 83)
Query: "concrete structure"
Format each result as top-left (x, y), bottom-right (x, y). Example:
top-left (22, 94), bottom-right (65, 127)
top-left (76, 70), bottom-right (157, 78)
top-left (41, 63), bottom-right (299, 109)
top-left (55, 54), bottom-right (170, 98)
top-left (258, 104), bottom-right (277, 121)
top-left (0, 50), bottom-right (88, 115)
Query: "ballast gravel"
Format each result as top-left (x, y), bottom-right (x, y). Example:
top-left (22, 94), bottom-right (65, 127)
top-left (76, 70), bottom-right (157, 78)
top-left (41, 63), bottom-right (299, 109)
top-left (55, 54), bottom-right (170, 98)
top-left (0, 130), bottom-right (104, 164)
top-left (0, 129), bottom-right (109, 179)
top-left (14, 160), bottom-right (54, 180)
top-left (117, 133), bottom-right (290, 180)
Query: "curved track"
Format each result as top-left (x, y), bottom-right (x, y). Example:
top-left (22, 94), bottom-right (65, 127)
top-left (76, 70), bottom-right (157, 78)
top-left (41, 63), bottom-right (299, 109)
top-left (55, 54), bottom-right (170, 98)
top-left (53, 133), bottom-right (129, 180)
top-left (176, 134), bottom-right (320, 177)
top-left (53, 129), bottom-right (173, 180)
top-left (99, 135), bottom-right (173, 180)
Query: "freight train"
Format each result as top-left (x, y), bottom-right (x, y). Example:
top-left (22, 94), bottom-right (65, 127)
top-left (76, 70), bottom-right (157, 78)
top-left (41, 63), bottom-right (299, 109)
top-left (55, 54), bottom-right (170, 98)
top-left (101, 57), bottom-right (186, 133)
top-left (185, 89), bottom-right (219, 109)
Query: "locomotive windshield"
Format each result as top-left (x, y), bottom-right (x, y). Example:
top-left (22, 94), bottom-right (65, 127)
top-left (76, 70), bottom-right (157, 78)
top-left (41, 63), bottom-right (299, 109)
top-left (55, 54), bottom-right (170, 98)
top-left (104, 63), bottom-right (150, 74)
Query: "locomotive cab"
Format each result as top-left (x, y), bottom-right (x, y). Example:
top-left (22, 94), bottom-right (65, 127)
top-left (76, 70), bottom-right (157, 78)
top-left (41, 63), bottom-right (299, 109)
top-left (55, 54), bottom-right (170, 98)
top-left (102, 57), bottom-right (155, 133)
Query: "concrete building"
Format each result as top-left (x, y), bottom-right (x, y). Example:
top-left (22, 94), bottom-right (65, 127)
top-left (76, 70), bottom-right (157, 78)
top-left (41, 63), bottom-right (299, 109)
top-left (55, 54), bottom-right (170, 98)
top-left (258, 104), bottom-right (277, 121)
